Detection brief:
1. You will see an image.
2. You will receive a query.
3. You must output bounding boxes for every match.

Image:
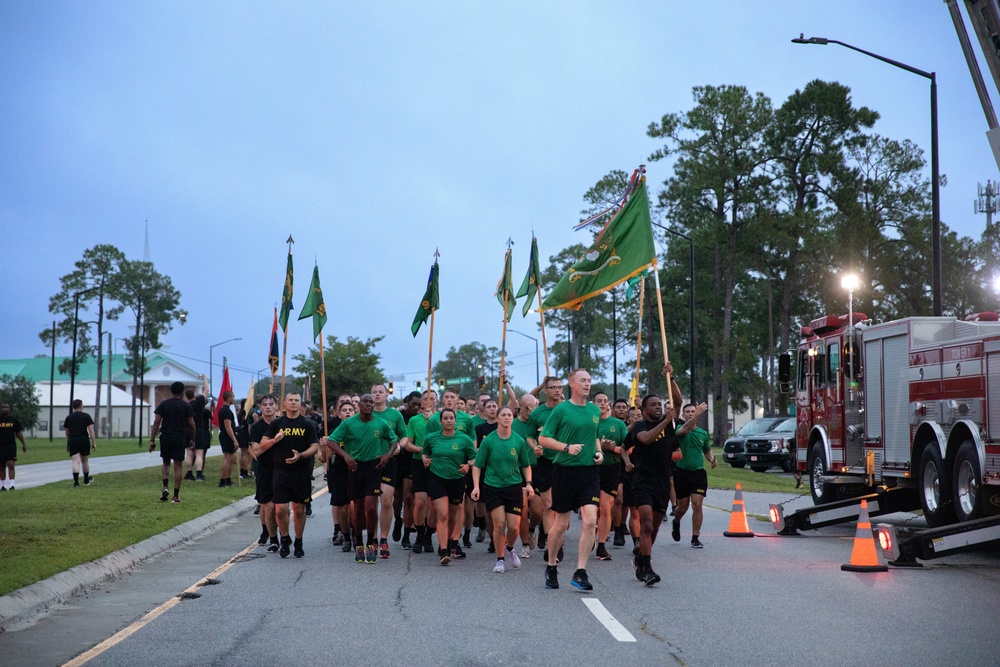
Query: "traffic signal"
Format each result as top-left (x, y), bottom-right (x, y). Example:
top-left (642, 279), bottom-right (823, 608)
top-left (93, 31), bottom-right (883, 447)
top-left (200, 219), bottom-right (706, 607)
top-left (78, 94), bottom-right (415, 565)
top-left (438, 378), bottom-right (445, 391)
top-left (387, 381), bottom-right (394, 395)
top-left (478, 375), bottom-right (486, 390)
top-left (415, 380), bottom-right (421, 390)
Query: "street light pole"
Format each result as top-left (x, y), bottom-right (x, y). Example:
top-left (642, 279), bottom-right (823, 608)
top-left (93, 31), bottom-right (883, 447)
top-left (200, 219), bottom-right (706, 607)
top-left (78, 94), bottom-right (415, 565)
top-left (69, 285), bottom-right (100, 415)
top-left (651, 222), bottom-right (696, 401)
top-left (209, 337), bottom-right (243, 399)
top-left (507, 329), bottom-right (540, 386)
top-left (792, 35), bottom-right (942, 316)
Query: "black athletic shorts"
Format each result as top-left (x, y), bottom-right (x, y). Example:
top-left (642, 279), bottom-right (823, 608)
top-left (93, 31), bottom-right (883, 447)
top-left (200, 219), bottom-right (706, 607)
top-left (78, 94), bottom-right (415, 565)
top-left (411, 458), bottom-right (429, 494)
top-left (428, 472), bottom-right (465, 505)
top-left (380, 457), bottom-right (397, 488)
top-left (159, 433), bottom-right (187, 462)
top-left (255, 464), bottom-right (275, 504)
top-left (350, 459), bottom-right (384, 500)
top-left (532, 457), bottom-right (554, 494)
top-left (328, 461), bottom-right (350, 506)
top-left (67, 436), bottom-right (91, 457)
top-left (394, 454), bottom-right (411, 486)
top-left (219, 437), bottom-right (236, 455)
top-left (551, 464), bottom-right (600, 513)
top-left (0, 444), bottom-right (17, 465)
top-left (631, 473), bottom-right (669, 514)
top-left (673, 467), bottom-right (708, 500)
top-left (482, 483), bottom-right (524, 516)
top-left (272, 466), bottom-right (312, 505)
top-left (599, 464), bottom-right (621, 497)
top-left (464, 469), bottom-right (475, 498)
top-left (195, 428), bottom-right (211, 450)
top-left (237, 429), bottom-right (250, 450)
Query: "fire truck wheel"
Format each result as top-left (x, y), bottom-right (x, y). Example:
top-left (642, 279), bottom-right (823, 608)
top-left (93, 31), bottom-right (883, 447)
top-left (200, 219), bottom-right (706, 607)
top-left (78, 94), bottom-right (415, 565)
top-left (953, 440), bottom-right (984, 523)
top-left (808, 447), bottom-right (829, 505)
top-left (918, 445), bottom-right (956, 528)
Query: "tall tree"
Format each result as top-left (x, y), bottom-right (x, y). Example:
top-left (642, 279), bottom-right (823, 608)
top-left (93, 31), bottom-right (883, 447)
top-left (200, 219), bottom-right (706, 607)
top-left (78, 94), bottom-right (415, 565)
top-left (39, 244), bottom-right (125, 433)
top-left (432, 342), bottom-right (502, 396)
top-left (112, 259), bottom-right (183, 436)
top-left (0, 374), bottom-right (42, 431)
top-left (293, 335), bottom-right (385, 397)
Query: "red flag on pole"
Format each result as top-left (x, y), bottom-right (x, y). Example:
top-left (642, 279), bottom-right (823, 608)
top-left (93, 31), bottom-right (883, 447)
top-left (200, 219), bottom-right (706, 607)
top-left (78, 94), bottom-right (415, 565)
top-left (212, 361), bottom-right (232, 427)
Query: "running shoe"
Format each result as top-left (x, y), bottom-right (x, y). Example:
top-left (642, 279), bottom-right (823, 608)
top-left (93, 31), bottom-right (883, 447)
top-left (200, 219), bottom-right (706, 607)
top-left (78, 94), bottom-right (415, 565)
top-left (84, 477), bottom-right (94, 486)
top-left (487, 539), bottom-right (495, 554)
top-left (279, 536), bottom-right (292, 558)
top-left (643, 568), bottom-right (661, 586)
top-left (218, 479), bottom-right (227, 488)
top-left (412, 538), bottom-right (424, 555)
top-left (304, 502), bottom-right (312, 517)
top-left (195, 473), bottom-right (205, 482)
top-left (171, 497), bottom-right (181, 503)
top-left (544, 565), bottom-right (559, 589)
top-left (506, 547), bottom-right (521, 569)
top-left (341, 537), bottom-right (355, 553)
top-left (355, 546), bottom-right (365, 563)
top-left (462, 536), bottom-right (473, 549)
top-left (633, 554), bottom-right (645, 581)
top-left (401, 535), bottom-right (412, 550)
top-left (557, 546), bottom-right (564, 563)
top-left (423, 533), bottom-right (434, 553)
top-left (493, 559), bottom-right (505, 574)
top-left (475, 527), bottom-right (487, 543)
top-left (258, 528), bottom-right (270, 545)
top-left (529, 533), bottom-right (537, 550)
top-left (613, 529), bottom-right (625, 547)
top-left (671, 520), bottom-right (681, 542)
top-left (392, 518), bottom-right (403, 542)
top-left (267, 537), bottom-right (279, 553)
top-left (570, 569), bottom-right (593, 591)
top-left (595, 544), bottom-right (612, 561)
top-left (450, 544), bottom-right (467, 559)
top-left (365, 545), bottom-right (377, 564)
top-left (293, 540), bottom-right (304, 558)
top-left (253, 506), bottom-right (260, 515)
top-left (379, 542), bottom-right (390, 559)
top-left (160, 487), bottom-right (169, 502)
top-left (537, 532), bottom-right (547, 550)
top-left (184, 471), bottom-right (195, 481)
top-left (691, 536), bottom-right (704, 549)
top-left (439, 549), bottom-right (451, 566)
top-left (332, 531), bottom-right (344, 546)
top-left (520, 545), bottom-right (532, 559)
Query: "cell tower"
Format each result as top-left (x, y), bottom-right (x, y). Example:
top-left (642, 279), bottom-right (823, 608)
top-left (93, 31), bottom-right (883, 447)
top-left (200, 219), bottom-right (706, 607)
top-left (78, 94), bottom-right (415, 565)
top-left (975, 181), bottom-right (998, 228)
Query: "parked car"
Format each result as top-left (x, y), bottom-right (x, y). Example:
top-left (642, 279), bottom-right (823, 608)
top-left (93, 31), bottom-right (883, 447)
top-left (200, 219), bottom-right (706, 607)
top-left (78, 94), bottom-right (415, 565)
top-left (744, 417), bottom-right (797, 472)
top-left (723, 417), bottom-right (785, 468)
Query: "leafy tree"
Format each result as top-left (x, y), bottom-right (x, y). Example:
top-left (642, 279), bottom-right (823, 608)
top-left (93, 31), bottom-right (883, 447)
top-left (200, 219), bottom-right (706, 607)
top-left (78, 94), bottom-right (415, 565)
top-left (0, 374), bottom-right (42, 432)
top-left (293, 335), bottom-right (386, 397)
top-left (432, 342), bottom-right (502, 397)
top-left (39, 244), bottom-right (126, 435)
top-left (112, 259), bottom-right (183, 436)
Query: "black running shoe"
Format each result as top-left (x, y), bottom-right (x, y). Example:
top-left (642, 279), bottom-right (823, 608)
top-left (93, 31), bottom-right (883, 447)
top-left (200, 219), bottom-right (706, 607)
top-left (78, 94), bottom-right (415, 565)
top-left (671, 520), bottom-right (681, 542)
top-left (267, 537), bottom-right (279, 553)
top-left (475, 527), bottom-right (487, 543)
top-left (253, 506), bottom-right (260, 515)
top-left (451, 544), bottom-right (467, 559)
top-left (293, 540), bottom-right (304, 558)
top-left (304, 502), bottom-right (312, 517)
top-left (332, 531), bottom-right (344, 546)
top-left (392, 518), bottom-right (403, 542)
top-left (340, 537), bottom-right (354, 553)
top-left (160, 488), bottom-right (169, 502)
top-left (537, 532), bottom-right (547, 550)
top-left (423, 533), bottom-right (434, 553)
top-left (258, 528), bottom-right (269, 545)
top-left (462, 537), bottom-right (473, 549)
top-left (412, 537), bottom-right (424, 554)
top-left (557, 546), bottom-right (564, 563)
top-left (633, 554), bottom-right (645, 581)
top-left (612, 530), bottom-right (625, 547)
top-left (571, 569), bottom-right (593, 591)
top-left (691, 536), bottom-right (704, 549)
top-left (643, 568), bottom-right (661, 586)
top-left (439, 548), bottom-right (451, 566)
top-left (401, 535), bottom-right (412, 550)
top-left (544, 565), bottom-right (559, 589)
top-left (595, 544), bottom-right (612, 561)
top-left (487, 539), bottom-right (495, 554)
top-left (279, 536), bottom-right (292, 558)
top-left (184, 471), bottom-right (195, 481)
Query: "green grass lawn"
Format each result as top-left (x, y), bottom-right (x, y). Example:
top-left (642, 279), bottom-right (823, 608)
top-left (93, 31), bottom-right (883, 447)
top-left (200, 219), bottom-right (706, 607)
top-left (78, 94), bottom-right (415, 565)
top-left (20, 437), bottom-right (187, 464)
top-left (0, 456), bottom-right (255, 597)
top-left (706, 455), bottom-right (803, 493)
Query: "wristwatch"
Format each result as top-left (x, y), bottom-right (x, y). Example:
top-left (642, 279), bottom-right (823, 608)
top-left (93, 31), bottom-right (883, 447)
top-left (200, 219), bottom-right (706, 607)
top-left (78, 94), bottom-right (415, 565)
top-left (562, 444), bottom-right (569, 453)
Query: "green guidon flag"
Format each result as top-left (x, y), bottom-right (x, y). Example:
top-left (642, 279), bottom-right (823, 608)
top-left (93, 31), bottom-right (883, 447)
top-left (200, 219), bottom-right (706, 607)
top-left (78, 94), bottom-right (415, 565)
top-left (516, 235), bottom-right (542, 317)
top-left (411, 260), bottom-right (440, 336)
top-left (278, 251), bottom-right (294, 331)
top-left (542, 177), bottom-right (656, 311)
top-left (495, 248), bottom-right (516, 322)
top-left (298, 264), bottom-right (328, 341)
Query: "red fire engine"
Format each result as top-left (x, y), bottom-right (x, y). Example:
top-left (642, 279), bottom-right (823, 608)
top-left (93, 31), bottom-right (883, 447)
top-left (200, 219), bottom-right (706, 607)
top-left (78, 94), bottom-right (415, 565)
top-left (787, 312), bottom-right (1000, 527)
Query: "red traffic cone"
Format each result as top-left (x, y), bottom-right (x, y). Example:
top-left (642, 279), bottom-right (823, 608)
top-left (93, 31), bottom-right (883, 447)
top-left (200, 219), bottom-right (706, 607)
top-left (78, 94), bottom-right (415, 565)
top-left (723, 483), bottom-right (755, 537)
top-left (841, 499), bottom-right (888, 572)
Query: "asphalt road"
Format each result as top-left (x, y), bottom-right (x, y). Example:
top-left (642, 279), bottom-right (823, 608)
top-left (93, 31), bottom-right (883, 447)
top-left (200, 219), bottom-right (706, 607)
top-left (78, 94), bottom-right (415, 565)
top-left (2, 488), bottom-right (998, 666)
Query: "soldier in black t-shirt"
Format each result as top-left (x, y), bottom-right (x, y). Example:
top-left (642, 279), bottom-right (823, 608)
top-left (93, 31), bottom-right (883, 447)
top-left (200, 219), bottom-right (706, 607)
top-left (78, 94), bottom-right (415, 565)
top-left (65, 399), bottom-right (96, 487)
top-left (249, 394), bottom-right (280, 552)
top-left (259, 393), bottom-right (321, 558)
top-left (0, 402), bottom-right (27, 491)
top-left (183, 374), bottom-right (210, 482)
top-left (150, 381), bottom-right (196, 503)
top-left (625, 394), bottom-right (680, 586)
top-left (217, 392), bottom-right (238, 487)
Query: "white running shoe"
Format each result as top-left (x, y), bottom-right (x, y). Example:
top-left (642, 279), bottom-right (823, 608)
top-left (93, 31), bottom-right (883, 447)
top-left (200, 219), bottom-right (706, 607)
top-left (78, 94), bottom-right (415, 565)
top-left (520, 545), bottom-right (532, 559)
top-left (493, 559), bottom-right (505, 574)
top-left (506, 547), bottom-right (521, 569)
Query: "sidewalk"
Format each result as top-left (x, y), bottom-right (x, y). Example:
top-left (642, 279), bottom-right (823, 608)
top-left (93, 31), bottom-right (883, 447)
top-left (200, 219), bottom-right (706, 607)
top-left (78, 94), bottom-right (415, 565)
top-left (10, 450), bottom-right (223, 490)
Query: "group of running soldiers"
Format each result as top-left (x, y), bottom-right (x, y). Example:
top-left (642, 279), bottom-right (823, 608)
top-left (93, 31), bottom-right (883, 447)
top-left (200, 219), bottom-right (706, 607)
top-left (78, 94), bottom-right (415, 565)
top-left (238, 364), bottom-right (716, 590)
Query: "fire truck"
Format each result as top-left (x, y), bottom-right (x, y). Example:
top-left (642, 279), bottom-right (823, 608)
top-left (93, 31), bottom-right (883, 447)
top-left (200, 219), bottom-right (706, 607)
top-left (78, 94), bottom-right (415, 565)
top-left (783, 312), bottom-right (1000, 528)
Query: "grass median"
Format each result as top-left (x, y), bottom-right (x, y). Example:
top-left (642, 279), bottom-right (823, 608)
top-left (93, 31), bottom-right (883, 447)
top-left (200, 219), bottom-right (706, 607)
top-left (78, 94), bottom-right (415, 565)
top-left (0, 456), bottom-right (255, 597)
top-left (19, 437), bottom-right (212, 464)
top-left (706, 456), bottom-right (803, 493)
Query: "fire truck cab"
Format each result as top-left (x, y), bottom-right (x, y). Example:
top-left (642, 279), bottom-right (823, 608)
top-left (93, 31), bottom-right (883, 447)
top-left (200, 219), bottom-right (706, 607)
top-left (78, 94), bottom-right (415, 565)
top-left (791, 312), bottom-right (1000, 527)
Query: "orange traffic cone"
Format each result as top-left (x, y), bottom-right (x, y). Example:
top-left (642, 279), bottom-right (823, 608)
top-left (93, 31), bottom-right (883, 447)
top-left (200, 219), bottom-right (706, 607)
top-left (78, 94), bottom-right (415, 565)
top-left (723, 483), bottom-right (755, 537)
top-left (840, 499), bottom-right (888, 572)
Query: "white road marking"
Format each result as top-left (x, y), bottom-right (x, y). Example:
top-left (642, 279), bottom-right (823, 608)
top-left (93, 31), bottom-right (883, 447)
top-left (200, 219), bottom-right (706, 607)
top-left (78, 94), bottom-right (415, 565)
top-left (582, 598), bottom-right (637, 642)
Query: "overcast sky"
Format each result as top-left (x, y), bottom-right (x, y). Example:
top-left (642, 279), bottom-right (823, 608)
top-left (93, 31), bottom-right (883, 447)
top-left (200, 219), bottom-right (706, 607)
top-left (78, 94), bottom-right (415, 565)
top-left (2, 1), bottom-right (997, 398)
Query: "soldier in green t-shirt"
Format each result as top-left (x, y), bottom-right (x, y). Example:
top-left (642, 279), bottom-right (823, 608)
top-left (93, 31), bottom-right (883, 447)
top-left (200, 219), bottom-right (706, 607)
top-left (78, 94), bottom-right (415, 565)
top-left (671, 402), bottom-right (714, 548)
top-left (593, 392), bottom-right (630, 561)
top-left (400, 391), bottom-right (437, 554)
top-left (421, 408), bottom-right (477, 564)
top-left (511, 393), bottom-right (539, 559)
top-left (471, 405), bottom-right (534, 574)
top-left (371, 384), bottom-right (408, 558)
top-left (525, 375), bottom-right (565, 554)
top-left (538, 369), bottom-right (603, 592)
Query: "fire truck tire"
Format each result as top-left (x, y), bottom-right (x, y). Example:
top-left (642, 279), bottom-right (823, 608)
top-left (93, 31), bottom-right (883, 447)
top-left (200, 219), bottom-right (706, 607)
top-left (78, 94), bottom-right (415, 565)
top-left (953, 440), bottom-right (984, 523)
top-left (808, 447), bottom-right (830, 505)
top-left (918, 445), bottom-right (956, 528)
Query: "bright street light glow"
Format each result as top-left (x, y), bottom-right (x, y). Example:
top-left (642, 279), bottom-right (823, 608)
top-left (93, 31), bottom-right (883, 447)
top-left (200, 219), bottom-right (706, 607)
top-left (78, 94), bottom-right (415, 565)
top-left (841, 274), bottom-right (860, 291)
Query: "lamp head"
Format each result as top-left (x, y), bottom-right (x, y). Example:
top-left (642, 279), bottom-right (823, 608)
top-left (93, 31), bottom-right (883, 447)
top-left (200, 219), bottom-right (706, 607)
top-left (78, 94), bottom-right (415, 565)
top-left (841, 274), bottom-right (860, 291)
top-left (791, 34), bottom-right (828, 45)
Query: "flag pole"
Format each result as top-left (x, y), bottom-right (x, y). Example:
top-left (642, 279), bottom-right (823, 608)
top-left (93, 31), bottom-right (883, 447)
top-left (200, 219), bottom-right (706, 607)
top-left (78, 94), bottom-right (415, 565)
top-left (500, 289), bottom-right (510, 408)
top-left (651, 262), bottom-right (674, 410)
top-left (280, 236), bottom-right (293, 405)
top-left (426, 307), bottom-right (436, 410)
top-left (535, 290), bottom-right (551, 379)
top-left (631, 275), bottom-right (646, 406)
top-left (318, 331), bottom-right (328, 436)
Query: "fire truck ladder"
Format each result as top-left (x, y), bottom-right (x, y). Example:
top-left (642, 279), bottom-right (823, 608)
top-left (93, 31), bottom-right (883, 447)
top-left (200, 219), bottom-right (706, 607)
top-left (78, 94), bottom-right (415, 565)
top-left (874, 514), bottom-right (1000, 566)
top-left (769, 486), bottom-right (919, 536)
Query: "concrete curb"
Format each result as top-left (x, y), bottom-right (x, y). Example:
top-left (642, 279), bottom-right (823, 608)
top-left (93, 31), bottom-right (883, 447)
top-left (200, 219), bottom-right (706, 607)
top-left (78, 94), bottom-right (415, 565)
top-left (0, 494), bottom-right (258, 634)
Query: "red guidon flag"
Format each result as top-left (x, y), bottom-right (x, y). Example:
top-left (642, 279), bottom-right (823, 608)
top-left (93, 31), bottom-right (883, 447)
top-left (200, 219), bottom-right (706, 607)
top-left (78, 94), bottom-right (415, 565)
top-left (212, 362), bottom-right (232, 427)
